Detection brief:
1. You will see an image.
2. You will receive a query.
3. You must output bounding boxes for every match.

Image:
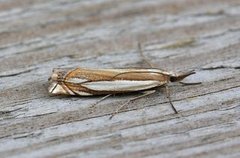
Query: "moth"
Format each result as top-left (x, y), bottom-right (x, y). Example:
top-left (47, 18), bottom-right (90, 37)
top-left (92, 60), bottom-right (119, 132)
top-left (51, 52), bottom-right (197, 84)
top-left (48, 68), bottom-right (195, 116)
top-left (48, 43), bottom-right (196, 118)
top-left (48, 68), bottom-right (194, 96)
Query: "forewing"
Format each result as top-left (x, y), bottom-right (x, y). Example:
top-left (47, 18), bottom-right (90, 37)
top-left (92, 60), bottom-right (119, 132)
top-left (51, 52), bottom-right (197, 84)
top-left (81, 80), bottom-right (165, 92)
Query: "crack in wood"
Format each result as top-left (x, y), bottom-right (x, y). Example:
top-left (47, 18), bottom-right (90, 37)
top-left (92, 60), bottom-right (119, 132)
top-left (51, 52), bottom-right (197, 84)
top-left (0, 68), bottom-right (38, 78)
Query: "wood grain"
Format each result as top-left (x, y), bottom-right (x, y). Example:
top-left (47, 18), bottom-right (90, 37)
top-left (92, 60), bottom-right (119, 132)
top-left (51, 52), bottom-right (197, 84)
top-left (0, 0), bottom-right (240, 157)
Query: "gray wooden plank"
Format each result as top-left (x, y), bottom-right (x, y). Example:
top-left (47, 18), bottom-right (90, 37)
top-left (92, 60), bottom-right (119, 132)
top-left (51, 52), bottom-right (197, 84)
top-left (0, 0), bottom-right (240, 158)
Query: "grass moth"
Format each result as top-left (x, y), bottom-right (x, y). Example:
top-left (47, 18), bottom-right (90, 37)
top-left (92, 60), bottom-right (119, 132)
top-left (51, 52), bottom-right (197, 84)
top-left (48, 43), bottom-right (196, 118)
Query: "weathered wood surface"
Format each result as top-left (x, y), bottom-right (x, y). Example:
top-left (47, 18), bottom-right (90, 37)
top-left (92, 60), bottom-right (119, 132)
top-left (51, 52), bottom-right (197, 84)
top-left (0, 0), bottom-right (240, 157)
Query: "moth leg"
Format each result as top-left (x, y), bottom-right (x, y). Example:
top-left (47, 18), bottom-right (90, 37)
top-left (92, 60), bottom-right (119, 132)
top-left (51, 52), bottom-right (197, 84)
top-left (89, 94), bottom-right (112, 114)
top-left (109, 90), bottom-right (156, 119)
top-left (164, 84), bottom-right (178, 114)
top-left (138, 42), bottom-right (156, 68)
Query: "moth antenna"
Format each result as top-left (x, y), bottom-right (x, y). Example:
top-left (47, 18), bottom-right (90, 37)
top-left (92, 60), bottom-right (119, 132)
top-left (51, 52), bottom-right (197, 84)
top-left (138, 42), bottom-right (155, 68)
top-left (170, 70), bottom-right (195, 82)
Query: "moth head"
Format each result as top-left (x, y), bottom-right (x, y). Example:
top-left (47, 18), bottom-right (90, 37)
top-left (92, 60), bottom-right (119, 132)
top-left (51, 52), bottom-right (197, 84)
top-left (170, 70), bottom-right (195, 82)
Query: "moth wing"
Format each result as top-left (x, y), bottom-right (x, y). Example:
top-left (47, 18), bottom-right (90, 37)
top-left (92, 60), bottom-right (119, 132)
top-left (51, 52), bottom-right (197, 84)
top-left (81, 80), bottom-right (165, 92)
top-left (48, 82), bottom-right (75, 95)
